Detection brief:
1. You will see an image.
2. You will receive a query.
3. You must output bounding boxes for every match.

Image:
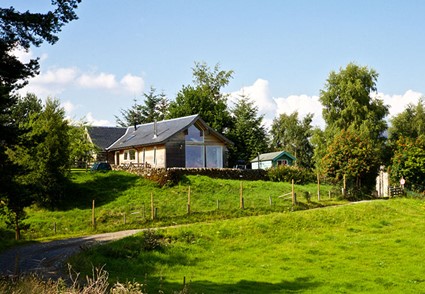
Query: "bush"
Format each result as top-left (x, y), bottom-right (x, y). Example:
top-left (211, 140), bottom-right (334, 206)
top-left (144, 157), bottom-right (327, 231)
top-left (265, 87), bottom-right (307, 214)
top-left (267, 166), bottom-right (315, 184)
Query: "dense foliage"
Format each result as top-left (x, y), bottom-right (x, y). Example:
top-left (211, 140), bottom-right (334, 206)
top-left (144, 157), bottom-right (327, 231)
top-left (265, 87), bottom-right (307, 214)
top-left (267, 165), bottom-right (315, 184)
top-left (318, 63), bottom-right (388, 192)
top-left (0, 1), bottom-right (81, 239)
top-left (168, 62), bottom-right (233, 134)
top-left (227, 94), bottom-right (269, 166)
top-left (115, 86), bottom-right (169, 127)
top-left (270, 112), bottom-right (314, 168)
top-left (390, 136), bottom-right (425, 192)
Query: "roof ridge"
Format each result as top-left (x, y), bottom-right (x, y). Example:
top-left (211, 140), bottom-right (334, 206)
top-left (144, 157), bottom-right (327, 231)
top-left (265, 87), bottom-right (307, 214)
top-left (129, 114), bottom-right (199, 129)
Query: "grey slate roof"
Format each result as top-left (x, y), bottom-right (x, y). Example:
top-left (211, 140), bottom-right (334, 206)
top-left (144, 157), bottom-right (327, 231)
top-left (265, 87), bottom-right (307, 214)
top-left (107, 114), bottom-right (231, 151)
top-left (86, 126), bottom-right (127, 151)
top-left (250, 151), bottom-right (295, 162)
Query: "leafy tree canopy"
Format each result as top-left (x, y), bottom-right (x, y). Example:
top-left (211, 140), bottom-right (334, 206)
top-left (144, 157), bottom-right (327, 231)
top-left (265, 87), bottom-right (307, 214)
top-left (320, 63), bottom-right (389, 141)
top-left (390, 136), bottom-right (425, 192)
top-left (270, 112), bottom-right (314, 169)
top-left (168, 62), bottom-right (233, 134)
top-left (322, 128), bottom-right (379, 189)
top-left (389, 98), bottom-right (425, 143)
top-left (227, 93), bottom-right (268, 166)
top-left (116, 86), bottom-right (169, 127)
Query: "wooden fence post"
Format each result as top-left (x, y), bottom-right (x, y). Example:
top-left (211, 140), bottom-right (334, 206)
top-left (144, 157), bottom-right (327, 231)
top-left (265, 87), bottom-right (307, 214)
top-left (240, 181), bottom-right (244, 209)
top-left (151, 192), bottom-right (154, 220)
top-left (291, 179), bottom-right (296, 206)
top-left (187, 186), bottom-right (191, 215)
top-left (92, 200), bottom-right (96, 230)
top-left (269, 196), bottom-right (273, 206)
top-left (317, 173), bottom-right (321, 201)
top-left (343, 174), bottom-right (347, 197)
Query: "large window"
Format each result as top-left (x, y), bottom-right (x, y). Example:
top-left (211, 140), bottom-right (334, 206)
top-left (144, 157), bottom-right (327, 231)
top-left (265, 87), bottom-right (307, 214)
top-left (206, 146), bottom-right (223, 168)
top-left (185, 125), bottom-right (204, 142)
top-left (185, 145), bottom-right (205, 168)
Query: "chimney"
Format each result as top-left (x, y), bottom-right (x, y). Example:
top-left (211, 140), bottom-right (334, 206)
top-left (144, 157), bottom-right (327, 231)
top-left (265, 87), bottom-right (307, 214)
top-left (153, 120), bottom-right (157, 138)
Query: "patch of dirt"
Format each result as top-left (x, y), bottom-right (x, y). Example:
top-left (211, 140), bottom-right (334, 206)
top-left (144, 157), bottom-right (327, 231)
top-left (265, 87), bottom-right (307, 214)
top-left (0, 229), bottom-right (143, 280)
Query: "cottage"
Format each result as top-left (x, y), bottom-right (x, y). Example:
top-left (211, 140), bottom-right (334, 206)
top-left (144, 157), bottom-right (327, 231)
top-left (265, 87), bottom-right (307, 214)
top-left (86, 125), bottom-right (126, 162)
top-left (88, 114), bottom-right (232, 168)
top-left (250, 151), bottom-right (295, 169)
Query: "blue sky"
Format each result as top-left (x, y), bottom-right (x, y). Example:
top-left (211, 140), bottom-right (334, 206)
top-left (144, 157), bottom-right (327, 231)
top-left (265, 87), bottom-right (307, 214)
top-left (9, 0), bottom-right (425, 128)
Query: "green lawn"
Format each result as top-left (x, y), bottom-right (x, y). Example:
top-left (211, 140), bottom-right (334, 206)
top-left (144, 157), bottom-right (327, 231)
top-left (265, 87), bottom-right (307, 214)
top-left (69, 198), bottom-right (425, 293)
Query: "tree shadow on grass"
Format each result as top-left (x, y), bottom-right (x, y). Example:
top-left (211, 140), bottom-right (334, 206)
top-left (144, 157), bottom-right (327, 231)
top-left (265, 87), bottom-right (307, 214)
top-left (152, 276), bottom-right (322, 293)
top-left (59, 172), bottom-right (141, 211)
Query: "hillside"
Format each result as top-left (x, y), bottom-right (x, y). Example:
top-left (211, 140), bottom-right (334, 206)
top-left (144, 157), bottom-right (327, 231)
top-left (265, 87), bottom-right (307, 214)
top-left (0, 171), bottom-right (340, 251)
top-left (69, 198), bottom-right (425, 293)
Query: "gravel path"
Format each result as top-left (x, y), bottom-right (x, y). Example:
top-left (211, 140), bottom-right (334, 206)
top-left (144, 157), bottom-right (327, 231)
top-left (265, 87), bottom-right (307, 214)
top-left (0, 229), bottom-right (144, 279)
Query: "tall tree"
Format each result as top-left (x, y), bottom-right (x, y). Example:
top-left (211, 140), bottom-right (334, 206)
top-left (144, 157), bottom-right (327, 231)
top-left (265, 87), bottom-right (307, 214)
top-left (390, 136), bottom-right (425, 192)
top-left (0, 1), bottom-right (80, 239)
top-left (7, 98), bottom-right (71, 207)
top-left (322, 129), bottom-right (379, 191)
top-left (320, 63), bottom-right (388, 141)
top-left (318, 63), bottom-right (389, 189)
top-left (168, 62), bottom-right (233, 133)
top-left (116, 87), bottom-right (170, 126)
top-left (270, 112), bottom-right (314, 169)
top-left (388, 98), bottom-right (425, 143)
top-left (227, 94), bottom-right (268, 166)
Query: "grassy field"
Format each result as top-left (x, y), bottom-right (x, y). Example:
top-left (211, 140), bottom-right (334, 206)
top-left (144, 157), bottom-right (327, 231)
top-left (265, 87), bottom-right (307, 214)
top-left (69, 198), bottom-right (425, 293)
top-left (0, 171), bottom-right (341, 251)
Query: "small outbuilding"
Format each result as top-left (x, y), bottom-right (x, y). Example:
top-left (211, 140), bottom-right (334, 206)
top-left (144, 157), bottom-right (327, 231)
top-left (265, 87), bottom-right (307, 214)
top-left (250, 151), bottom-right (296, 170)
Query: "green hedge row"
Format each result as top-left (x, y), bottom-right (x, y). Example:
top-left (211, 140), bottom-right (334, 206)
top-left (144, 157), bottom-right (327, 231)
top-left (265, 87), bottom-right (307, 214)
top-left (114, 165), bottom-right (315, 186)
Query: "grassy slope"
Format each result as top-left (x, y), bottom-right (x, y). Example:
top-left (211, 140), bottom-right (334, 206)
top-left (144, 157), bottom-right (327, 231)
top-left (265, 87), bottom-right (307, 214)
top-left (0, 171), bottom-right (340, 245)
top-left (70, 198), bottom-right (425, 293)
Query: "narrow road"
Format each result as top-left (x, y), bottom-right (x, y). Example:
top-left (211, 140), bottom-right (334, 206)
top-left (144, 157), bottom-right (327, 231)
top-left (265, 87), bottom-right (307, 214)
top-left (0, 229), bottom-right (143, 279)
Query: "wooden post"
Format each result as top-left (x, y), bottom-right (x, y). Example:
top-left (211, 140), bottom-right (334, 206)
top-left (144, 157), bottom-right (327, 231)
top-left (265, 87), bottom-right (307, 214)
top-left (92, 200), bottom-right (96, 230)
top-left (291, 179), bottom-right (296, 206)
top-left (317, 173), bottom-right (321, 201)
top-left (343, 174), bottom-right (347, 197)
top-left (269, 196), bottom-right (273, 206)
top-left (187, 186), bottom-right (191, 215)
top-left (240, 181), bottom-right (244, 209)
top-left (151, 192), bottom-right (154, 220)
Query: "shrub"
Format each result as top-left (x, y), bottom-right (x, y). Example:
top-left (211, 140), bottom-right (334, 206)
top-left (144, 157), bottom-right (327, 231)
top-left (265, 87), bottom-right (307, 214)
top-left (267, 166), bottom-right (315, 184)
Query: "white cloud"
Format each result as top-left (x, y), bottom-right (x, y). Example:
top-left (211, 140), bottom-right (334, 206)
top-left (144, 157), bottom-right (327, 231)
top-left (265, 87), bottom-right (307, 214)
top-left (19, 65), bottom-right (145, 98)
top-left (120, 74), bottom-right (145, 93)
top-left (85, 112), bottom-right (112, 126)
top-left (11, 47), bottom-right (34, 63)
top-left (62, 100), bottom-right (78, 114)
top-left (77, 72), bottom-right (118, 89)
top-left (374, 90), bottom-right (423, 120)
top-left (230, 79), bottom-right (324, 129)
top-left (274, 94), bottom-right (324, 128)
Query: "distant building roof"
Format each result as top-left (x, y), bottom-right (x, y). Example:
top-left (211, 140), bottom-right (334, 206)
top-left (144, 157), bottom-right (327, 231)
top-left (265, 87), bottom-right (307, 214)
top-left (107, 114), bottom-right (232, 151)
top-left (86, 126), bottom-right (126, 151)
top-left (250, 151), bottom-right (295, 162)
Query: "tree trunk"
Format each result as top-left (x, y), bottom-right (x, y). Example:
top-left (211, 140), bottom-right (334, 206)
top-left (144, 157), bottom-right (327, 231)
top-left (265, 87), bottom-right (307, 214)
top-left (15, 214), bottom-right (20, 241)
